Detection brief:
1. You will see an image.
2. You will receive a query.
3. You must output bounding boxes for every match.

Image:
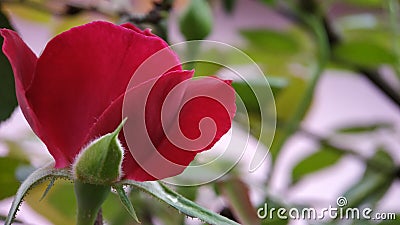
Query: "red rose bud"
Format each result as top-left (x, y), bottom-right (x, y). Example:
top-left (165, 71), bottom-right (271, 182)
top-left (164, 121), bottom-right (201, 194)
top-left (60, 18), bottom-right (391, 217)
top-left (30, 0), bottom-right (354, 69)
top-left (72, 119), bottom-right (125, 185)
top-left (0, 21), bottom-right (235, 181)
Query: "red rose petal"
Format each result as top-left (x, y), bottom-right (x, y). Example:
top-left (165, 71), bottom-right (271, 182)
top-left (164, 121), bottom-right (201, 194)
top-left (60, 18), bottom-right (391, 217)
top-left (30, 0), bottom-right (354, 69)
top-left (122, 70), bottom-right (193, 180)
top-left (157, 76), bottom-right (236, 162)
top-left (123, 75), bottom-right (236, 181)
top-left (1, 21), bottom-right (237, 181)
top-left (24, 21), bottom-right (180, 167)
top-left (0, 30), bottom-right (70, 164)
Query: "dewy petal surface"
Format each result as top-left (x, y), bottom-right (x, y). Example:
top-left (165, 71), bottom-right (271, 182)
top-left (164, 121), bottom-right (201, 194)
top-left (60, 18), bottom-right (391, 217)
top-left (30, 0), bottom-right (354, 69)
top-left (24, 21), bottom-right (180, 167)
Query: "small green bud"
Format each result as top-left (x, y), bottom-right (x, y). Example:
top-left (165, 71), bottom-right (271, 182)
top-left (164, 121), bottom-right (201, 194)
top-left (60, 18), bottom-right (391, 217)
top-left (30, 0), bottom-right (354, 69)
top-left (72, 119), bottom-right (126, 185)
top-left (179, 0), bottom-right (213, 40)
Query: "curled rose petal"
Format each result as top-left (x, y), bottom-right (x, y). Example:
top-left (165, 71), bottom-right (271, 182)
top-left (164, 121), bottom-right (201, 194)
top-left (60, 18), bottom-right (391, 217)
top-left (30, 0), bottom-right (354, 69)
top-left (1, 21), bottom-right (236, 181)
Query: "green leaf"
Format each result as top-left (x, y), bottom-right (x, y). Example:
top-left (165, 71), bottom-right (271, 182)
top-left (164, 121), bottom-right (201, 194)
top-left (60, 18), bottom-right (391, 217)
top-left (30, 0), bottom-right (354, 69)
top-left (193, 61), bottom-right (223, 77)
top-left (241, 29), bottom-right (300, 55)
top-left (336, 122), bottom-right (392, 133)
top-left (0, 157), bottom-right (24, 200)
top-left (269, 77), bottom-right (307, 158)
top-left (343, 149), bottom-right (395, 208)
top-left (118, 180), bottom-right (240, 225)
top-left (5, 163), bottom-right (72, 225)
top-left (233, 76), bottom-right (288, 114)
top-left (292, 148), bottom-right (343, 184)
top-left (275, 77), bottom-right (307, 122)
top-left (176, 186), bottom-right (198, 201)
top-left (333, 41), bottom-right (397, 68)
top-left (217, 179), bottom-right (260, 225)
top-left (232, 82), bottom-right (261, 115)
top-left (241, 27), bottom-right (315, 79)
top-left (345, 0), bottom-right (383, 7)
top-left (232, 75), bottom-right (285, 144)
top-left (3, 3), bottom-right (51, 23)
top-left (114, 185), bottom-right (140, 223)
top-left (102, 191), bottom-right (133, 225)
top-left (260, 0), bottom-right (276, 6)
top-left (0, 7), bottom-right (17, 122)
top-left (110, 184), bottom-right (185, 225)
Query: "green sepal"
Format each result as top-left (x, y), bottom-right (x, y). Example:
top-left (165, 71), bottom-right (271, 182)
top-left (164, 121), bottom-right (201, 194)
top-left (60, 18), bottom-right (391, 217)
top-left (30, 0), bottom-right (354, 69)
top-left (39, 176), bottom-right (56, 201)
top-left (73, 119), bottom-right (126, 185)
top-left (114, 185), bottom-right (140, 223)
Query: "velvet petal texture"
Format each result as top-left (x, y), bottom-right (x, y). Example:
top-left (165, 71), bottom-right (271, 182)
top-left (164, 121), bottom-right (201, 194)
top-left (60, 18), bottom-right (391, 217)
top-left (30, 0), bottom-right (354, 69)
top-left (1, 21), bottom-right (180, 169)
top-left (1, 21), bottom-right (236, 181)
top-left (122, 75), bottom-right (236, 181)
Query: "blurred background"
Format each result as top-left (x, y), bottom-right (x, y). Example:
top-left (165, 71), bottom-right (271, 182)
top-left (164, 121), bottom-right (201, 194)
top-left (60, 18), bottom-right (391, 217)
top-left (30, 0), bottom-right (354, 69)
top-left (0, 0), bottom-right (400, 224)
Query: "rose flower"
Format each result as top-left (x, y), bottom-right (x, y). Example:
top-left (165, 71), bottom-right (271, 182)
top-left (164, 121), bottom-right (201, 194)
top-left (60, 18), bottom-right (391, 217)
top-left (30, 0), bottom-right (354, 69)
top-left (1, 21), bottom-right (236, 181)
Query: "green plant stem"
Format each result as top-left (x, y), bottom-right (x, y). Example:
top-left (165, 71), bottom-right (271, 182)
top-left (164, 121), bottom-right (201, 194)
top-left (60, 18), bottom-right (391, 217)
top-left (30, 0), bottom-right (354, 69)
top-left (74, 181), bottom-right (110, 225)
top-left (266, 8), bottom-right (330, 183)
top-left (183, 42), bottom-right (201, 70)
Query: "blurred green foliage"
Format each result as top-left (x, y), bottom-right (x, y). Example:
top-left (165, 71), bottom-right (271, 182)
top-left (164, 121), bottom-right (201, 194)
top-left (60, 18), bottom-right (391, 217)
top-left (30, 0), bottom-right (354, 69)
top-left (291, 147), bottom-right (344, 184)
top-left (0, 0), bottom-right (400, 225)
